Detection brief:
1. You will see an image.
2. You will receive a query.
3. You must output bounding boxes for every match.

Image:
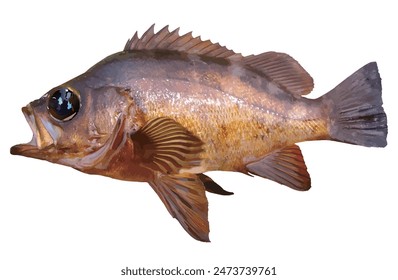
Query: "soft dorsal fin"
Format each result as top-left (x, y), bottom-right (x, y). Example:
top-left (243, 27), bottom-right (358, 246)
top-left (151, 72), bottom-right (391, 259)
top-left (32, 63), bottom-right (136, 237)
top-left (124, 24), bottom-right (242, 60)
top-left (246, 144), bottom-right (311, 191)
top-left (124, 25), bottom-right (313, 96)
top-left (243, 52), bottom-right (314, 95)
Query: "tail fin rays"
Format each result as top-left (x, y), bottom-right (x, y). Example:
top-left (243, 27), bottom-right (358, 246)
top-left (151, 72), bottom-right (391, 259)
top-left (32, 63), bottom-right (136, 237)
top-left (321, 62), bottom-right (387, 147)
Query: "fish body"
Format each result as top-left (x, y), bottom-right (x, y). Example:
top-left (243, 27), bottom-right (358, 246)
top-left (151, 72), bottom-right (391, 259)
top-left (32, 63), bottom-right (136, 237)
top-left (81, 51), bottom-right (327, 175)
top-left (11, 25), bottom-right (387, 241)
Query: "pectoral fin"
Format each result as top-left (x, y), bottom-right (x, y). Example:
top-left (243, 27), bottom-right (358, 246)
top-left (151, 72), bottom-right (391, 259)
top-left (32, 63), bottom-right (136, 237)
top-left (246, 145), bottom-right (311, 191)
top-left (149, 172), bottom-right (210, 242)
top-left (131, 117), bottom-right (204, 174)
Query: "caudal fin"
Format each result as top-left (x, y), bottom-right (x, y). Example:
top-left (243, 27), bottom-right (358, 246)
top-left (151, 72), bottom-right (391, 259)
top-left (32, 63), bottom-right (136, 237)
top-left (321, 62), bottom-right (387, 147)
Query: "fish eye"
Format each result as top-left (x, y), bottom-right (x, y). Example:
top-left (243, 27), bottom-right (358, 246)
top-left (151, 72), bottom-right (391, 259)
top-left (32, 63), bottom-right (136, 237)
top-left (47, 88), bottom-right (80, 121)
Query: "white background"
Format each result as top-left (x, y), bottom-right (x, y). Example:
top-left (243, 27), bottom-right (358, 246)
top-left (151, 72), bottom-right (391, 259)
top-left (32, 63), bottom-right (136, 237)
top-left (1, 1), bottom-right (397, 279)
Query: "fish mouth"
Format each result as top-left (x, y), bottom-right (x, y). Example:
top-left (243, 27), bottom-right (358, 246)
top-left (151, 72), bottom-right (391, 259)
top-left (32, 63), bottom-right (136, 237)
top-left (10, 105), bottom-right (55, 158)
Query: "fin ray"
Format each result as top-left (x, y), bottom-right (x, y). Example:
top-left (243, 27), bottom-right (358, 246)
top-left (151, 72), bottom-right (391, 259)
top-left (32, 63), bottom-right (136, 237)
top-left (124, 25), bottom-right (242, 60)
top-left (321, 62), bottom-right (387, 147)
top-left (243, 52), bottom-right (314, 96)
top-left (149, 173), bottom-right (210, 242)
top-left (130, 117), bottom-right (204, 174)
top-left (246, 145), bottom-right (311, 191)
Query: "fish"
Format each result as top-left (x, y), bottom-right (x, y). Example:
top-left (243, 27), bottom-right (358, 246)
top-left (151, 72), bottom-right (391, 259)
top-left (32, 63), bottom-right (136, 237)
top-left (10, 24), bottom-right (388, 242)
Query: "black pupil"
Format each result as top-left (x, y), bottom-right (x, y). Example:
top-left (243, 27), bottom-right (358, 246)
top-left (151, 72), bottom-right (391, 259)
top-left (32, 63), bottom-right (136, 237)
top-left (48, 88), bottom-right (80, 121)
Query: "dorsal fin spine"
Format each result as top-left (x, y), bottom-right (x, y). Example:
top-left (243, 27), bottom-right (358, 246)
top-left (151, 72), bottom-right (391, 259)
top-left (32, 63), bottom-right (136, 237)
top-left (150, 25), bottom-right (171, 49)
top-left (124, 25), bottom-right (313, 95)
top-left (124, 24), bottom-right (241, 60)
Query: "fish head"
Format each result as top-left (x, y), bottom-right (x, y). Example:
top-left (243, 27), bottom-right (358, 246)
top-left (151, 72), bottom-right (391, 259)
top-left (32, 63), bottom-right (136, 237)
top-left (10, 77), bottom-right (131, 170)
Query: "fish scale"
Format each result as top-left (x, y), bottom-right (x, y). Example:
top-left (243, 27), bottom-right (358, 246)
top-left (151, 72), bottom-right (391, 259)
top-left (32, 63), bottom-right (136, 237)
top-left (123, 55), bottom-right (328, 171)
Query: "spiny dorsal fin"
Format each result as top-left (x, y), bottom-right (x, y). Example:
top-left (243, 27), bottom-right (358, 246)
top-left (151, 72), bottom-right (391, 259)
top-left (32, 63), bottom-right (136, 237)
top-left (130, 117), bottom-right (204, 174)
top-left (246, 144), bottom-right (311, 191)
top-left (243, 52), bottom-right (314, 96)
top-left (124, 24), bottom-right (242, 60)
top-left (125, 25), bottom-right (313, 96)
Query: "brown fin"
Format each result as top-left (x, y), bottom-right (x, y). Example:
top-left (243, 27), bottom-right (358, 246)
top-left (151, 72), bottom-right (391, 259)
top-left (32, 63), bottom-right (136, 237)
top-left (321, 62), bottom-right (387, 147)
top-left (124, 24), bottom-right (242, 59)
top-left (130, 117), bottom-right (204, 174)
top-left (243, 52), bottom-right (314, 96)
top-left (246, 145), bottom-right (311, 191)
top-left (149, 172), bottom-right (210, 242)
top-left (198, 174), bottom-right (234, 195)
top-left (125, 25), bottom-right (312, 95)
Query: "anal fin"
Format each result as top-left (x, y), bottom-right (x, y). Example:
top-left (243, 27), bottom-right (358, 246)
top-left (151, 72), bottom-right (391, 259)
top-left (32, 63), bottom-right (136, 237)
top-left (149, 172), bottom-right (210, 242)
top-left (246, 145), bottom-right (311, 191)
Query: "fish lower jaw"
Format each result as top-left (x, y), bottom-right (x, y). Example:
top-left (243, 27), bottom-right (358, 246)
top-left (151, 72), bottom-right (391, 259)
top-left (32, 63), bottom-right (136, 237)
top-left (22, 105), bottom-right (55, 150)
top-left (10, 143), bottom-right (36, 156)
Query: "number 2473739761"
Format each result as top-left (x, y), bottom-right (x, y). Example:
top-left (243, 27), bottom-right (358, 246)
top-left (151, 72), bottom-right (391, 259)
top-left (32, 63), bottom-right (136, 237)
top-left (213, 267), bottom-right (276, 276)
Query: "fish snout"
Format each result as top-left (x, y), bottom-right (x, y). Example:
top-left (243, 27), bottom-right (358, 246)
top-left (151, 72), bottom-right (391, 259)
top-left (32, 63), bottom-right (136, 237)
top-left (10, 105), bottom-right (38, 156)
top-left (11, 103), bottom-right (57, 157)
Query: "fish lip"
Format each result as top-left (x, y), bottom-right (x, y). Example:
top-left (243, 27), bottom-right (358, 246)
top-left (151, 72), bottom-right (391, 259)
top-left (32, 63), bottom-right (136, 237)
top-left (10, 143), bottom-right (39, 155)
top-left (10, 105), bottom-right (54, 156)
top-left (22, 105), bottom-right (38, 145)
